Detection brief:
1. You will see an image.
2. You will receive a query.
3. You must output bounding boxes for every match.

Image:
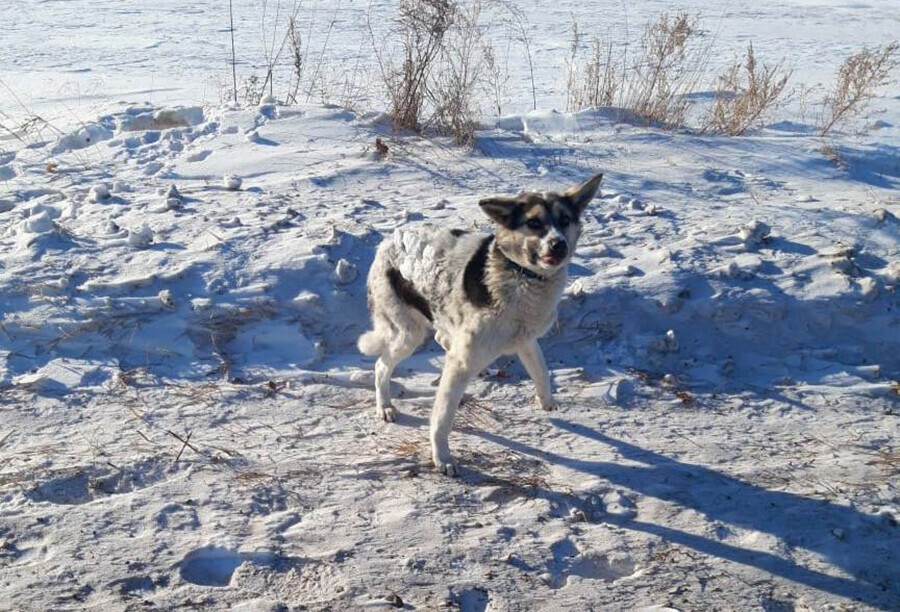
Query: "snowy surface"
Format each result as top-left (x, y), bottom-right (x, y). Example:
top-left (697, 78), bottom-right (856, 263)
top-left (1, 1), bottom-right (900, 611)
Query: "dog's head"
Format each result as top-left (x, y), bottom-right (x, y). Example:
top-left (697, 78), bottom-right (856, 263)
top-left (479, 173), bottom-right (602, 274)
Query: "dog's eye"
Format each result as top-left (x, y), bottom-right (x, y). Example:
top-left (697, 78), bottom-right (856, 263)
top-left (558, 216), bottom-right (571, 228)
top-left (526, 219), bottom-right (543, 230)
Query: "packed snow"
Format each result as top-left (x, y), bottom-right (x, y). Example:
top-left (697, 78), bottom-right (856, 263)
top-left (1, 1), bottom-right (899, 611)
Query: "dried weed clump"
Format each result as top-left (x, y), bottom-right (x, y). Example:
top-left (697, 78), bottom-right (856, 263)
top-left (625, 11), bottom-right (706, 129)
top-left (702, 43), bottom-right (791, 136)
top-left (819, 42), bottom-right (900, 136)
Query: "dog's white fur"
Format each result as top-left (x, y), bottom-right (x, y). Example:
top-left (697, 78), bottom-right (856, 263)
top-left (359, 174), bottom-right (603, 475)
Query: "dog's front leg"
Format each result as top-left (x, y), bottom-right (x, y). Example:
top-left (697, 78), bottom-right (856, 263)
top-left (430, 351), bottom-right (485, 477)
top-left (518, 339), bottom-right (556, 411)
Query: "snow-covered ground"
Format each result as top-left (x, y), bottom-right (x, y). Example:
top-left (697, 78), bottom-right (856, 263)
top-left (1, 1), bottom-right (899, 611)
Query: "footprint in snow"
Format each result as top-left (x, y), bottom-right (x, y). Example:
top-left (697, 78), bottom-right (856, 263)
top-left (185, 149), bottom-right (212, 163)
top-left (458, 587), bottom-right (489, 612)
top-left (702, 168), bottom-right (746, 195)
top-left (178, 546), bottom-right (303, 587)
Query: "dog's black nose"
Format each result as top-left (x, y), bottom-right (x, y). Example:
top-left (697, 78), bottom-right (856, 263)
top-left (549, 238), bottom-right (568, 258)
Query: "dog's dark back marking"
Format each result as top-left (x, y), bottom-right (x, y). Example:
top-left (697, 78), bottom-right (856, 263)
top-left (450, 229), bottom-right (468, 237)
top-left (464, 236), bottom-right (494, 308)
top-left (387, 268), bottom-right (433, 321)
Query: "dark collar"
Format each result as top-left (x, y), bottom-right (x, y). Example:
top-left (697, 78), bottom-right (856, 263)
top-left (494, 242), bottom-right (546, 281)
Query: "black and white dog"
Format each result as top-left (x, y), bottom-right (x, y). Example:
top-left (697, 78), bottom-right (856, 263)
top-left (359, 174), bottom-right (603, 475)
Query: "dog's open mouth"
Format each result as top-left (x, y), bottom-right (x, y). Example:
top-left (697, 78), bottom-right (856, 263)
top-left (541, 254), bottom-right (565, 267)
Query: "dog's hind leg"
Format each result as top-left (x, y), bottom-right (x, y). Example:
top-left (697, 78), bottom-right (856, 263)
top-left (518, 339), bottom-right (556, 411)
top-left (374, 319), bottom-right (428, 422)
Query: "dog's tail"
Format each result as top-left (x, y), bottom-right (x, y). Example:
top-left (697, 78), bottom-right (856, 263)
top-left (357, 330), bottom-right (384, 356)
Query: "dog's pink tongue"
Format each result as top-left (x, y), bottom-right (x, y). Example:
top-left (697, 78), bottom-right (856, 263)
top-left (542, 255), bottom-right (563, 266)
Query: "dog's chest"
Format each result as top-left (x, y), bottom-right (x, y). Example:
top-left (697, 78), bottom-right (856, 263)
top-left (461, 276), bottom-right (564, 353)
top-left (500, 283), bottom-right (560, 339)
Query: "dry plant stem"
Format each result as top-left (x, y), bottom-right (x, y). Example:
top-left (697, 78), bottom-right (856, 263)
top-left (482, 41), bottom-right (505, 117)
top-left (626, 11), bottom-right (701, 128)
top-left (565, 21), bottom-right (580, 112)
top-left (702, 43), bottom-right (791, 136)
top-left (305, 1), bottom-right (341, 103)
top-left (429, 1), bottom-right (484, 144)
top-left (567, 25), bottom-right (620, 111)
top-left (229, 0), bottom-right (238, 104)
top-left (286, 16), bottom-right (304, 104)
top-left (819, 42), bottom-right (900, 136)
top-left (507, 4), bottom-right (536, 111)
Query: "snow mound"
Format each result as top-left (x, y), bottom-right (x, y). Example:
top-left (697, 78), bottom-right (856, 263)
top-left (15, 359), bottom-right (114, 394)
top-left (22, 210), bottom-right (54, 233)
top-left (223, 174), bottom-right (242, 190)
top-left (51, 121), bottom-right (114, 153)
top-left (88, 183), bottom-right (111, 202)
top-left (118, 106), bottom-right (205, 131)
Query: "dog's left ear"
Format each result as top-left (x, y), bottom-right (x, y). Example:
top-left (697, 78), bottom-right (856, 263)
top-left (479, 196), bottom-right (521, 228)
top-left (564, 173), bottom-right (603, 217)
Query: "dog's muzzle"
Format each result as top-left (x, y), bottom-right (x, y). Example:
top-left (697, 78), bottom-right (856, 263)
top-left (549, 238), bottom-right (568, 259)
top-left (541, 238), bottom-right (568, 266)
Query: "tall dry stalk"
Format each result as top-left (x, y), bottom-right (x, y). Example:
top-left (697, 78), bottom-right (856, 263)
top-left (506, 4), bottom-right (537, 111)
top-left (819, 42), bottom-right (899, 136)
top-left (382, 0), bottom-right (455, 131)
top-left (229, 0), bottom-right (238, 104)
top-left (304, 1), bottom-right (341, 103)
top-left (625, 11), bottom-right (702, 128)
top-left (286, 16), bottom-right (304, 104)
top-left (429, 1), bottom-right (484, 144)
top-left (566, 23), bottom-right (620, 111)
top-left (481, 40), bottom-right (507, 117)
top-left (702, 43), bottom-right (791, 136)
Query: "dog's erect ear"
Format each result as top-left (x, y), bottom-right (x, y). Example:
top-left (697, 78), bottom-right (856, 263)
top-left (479, 196), bottom-right (521, 228)
top-left (564, 173), bottom-right (603, 217)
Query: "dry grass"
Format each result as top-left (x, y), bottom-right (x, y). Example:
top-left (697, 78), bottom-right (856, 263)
top-left (187, 301), bottom-right (277, 379)
top-left (380, 436), bottom-right (427, 459)
top-left (819, 42), bottom-right (900, 136)
top-left (624, 11), bottom-right (706, 128)
top-left (222, 1), bottom-right (352, 107)
top-left (375, 0), bottom-right (455, 132)
top-left (428, 1), bottom-right (484, 144)
top-left (481, 40), bottom-right (507, 117)
top-left (566, 23), bottom-right (620, 112)
top-left (820, 143), bottom-right (848, 170)
top-left (285, 15), bottom-right (304, 104)
top-left (468, 446), bottom-right (550, 491)
top-left (371, 0), bottom-right (487, 144)
top-left (702, 43), bottom-right (791, 136)
top-left (564, 11), bottom-right (713, 130)
top-left (456, 396), bottom-right (502, 432)
top-left (866, 449), bottom-right (900, 475)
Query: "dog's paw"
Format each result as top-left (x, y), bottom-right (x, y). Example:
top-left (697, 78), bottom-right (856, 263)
top-left (375, 405), bottom-right (397, 422)
top-left (437, 462), bottom-right (458, 477)
top-left (433, 456), bottom-right (458, 477)
top-left (537, 396), bottom-right (558, 411)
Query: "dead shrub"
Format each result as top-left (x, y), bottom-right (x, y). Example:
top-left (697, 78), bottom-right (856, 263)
top-left (502, 2), bottom-right (537, 111)
top-left (820, 143), bottom-right (847, 170)
top-left (428, 1), bottom-right (484, 144)
top-left (371, 0), bottom-right (487, 144)
top-left (285, 15), bottom-right (304, 104)
top-left (566, 23), bottom-right (620, 112)
top-left (376, 0), bottom-right (455, 132)
top-left (481, 40), bottom-right (508, 117)
top-left (819, 42), bottom-right (900, 136)
top-left (702, 43), bottom-right (791, 136)
top-left (625, 11), bottom-right (707, 128)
